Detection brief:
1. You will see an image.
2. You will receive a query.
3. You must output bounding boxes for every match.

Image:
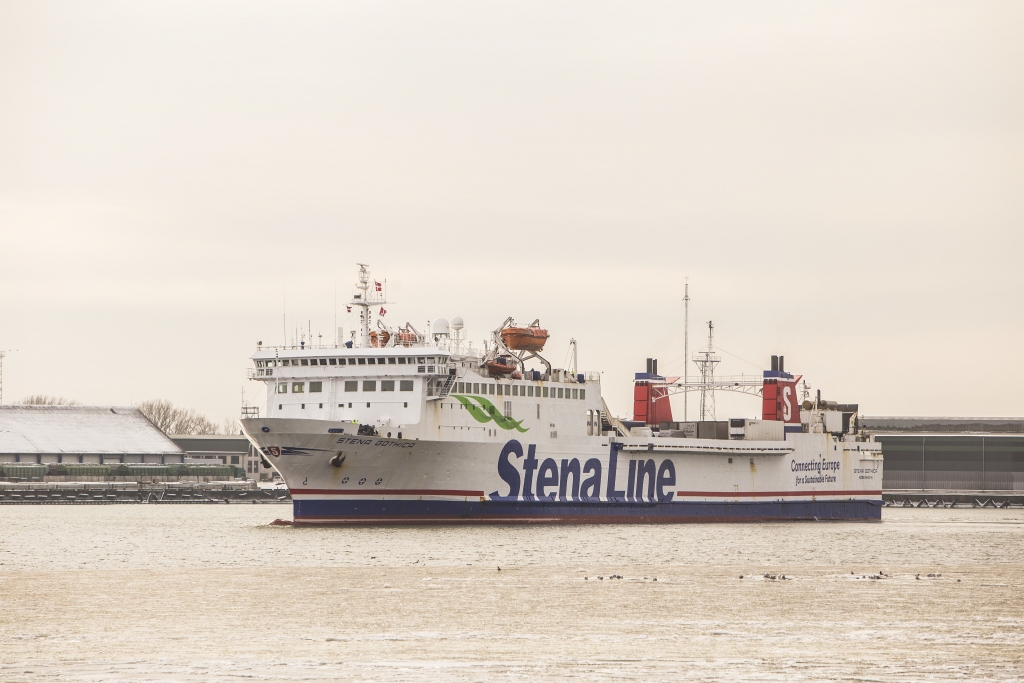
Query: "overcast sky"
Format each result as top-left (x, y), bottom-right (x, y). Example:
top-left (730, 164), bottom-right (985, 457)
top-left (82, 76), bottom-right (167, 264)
top-left (1, 1), bottom-right (1022, 423)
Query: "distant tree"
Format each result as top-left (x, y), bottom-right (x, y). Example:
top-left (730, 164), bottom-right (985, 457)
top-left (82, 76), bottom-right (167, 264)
top-left (222, 417), bottom-right (241, 435)
top-left (20, 395), bottom-right (80, 405)
top-left (137, 399), bottom-right (227, 435)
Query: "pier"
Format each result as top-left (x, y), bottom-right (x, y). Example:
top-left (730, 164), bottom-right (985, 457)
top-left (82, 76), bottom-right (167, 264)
top-left (0, 481), bottom-right (290, 504)
top-left (883, 491), bottom-right (1024, 508)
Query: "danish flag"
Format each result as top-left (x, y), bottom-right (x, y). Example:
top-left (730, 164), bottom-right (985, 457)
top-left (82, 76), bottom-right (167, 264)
top-left (379, 307), bottom-right (387, 316)
top-left (374, 281), bottom-right (382, 292)
top-left (345, 305), bottom-right (352, 313)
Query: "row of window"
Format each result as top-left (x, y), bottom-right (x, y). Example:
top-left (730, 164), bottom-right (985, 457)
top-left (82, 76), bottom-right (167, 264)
top-left (278, 401), bottom-right (410, 410)
top-left (257, 356), bottom-right (446, 368)
top-left (278, 380), bottom-right (415, 394)
top-left (456, 381), bottom-right (585, 400)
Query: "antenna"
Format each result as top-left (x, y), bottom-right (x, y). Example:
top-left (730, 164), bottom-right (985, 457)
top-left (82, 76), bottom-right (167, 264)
top-left (692, 321), bottom-right (720, 420)
top-left (683, 278), bottom-right (689, 421)
top-left (568, 338), bottom-right (578, 376)
top-left (0, 349), bottom-right (15, 405)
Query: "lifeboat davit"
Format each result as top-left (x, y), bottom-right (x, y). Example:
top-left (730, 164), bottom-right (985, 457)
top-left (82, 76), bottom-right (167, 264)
top-left (486, 356), bottom-right (517, 376)
top-left (501, 323), bottom-right (549, 352)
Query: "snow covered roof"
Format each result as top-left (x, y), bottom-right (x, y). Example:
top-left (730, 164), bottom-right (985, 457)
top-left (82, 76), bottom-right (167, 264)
top-left (0, 406), bottom-right (184, 455)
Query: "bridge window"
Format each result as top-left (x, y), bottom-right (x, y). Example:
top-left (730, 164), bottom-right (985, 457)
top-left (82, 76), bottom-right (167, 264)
top-left (381, 380), bottom-right (395, 391)
top-left (281, 360), bottom-right (290, 366)
top-left (388, 357), bottom-right (397, 364)
top-left (277, 384), bottom-right (288, 394)
top-left (344, 381), bottom-right (358, 392)
top-left (580, 389), bottom-right (585, 400)
top-left (363, 380), bottom-right (377, 391)
top-left (378, 358), bottom-right (386, 364)
top-left (473, 383), bottom-right (479, 394)
top-left (398, 357), bottom-right (406, 364)
top-left (319, 359), bottom-right (327, 365)
top-left (367, 358), bottom-right (376, 365)
top-left (358, 358), bottom-right (366, 365)
top-left (329, 358), bottom-right (337, 365)
top-left (310, 382), bottom-right (323, 393)
top-left (400, 380), bottom-right (413, 391)
top-left (572, 389), bottom-right (578, 399)
top-left (292, 383), bottom-right (305, 393)
top-left (557, 388), bottom-right (563, 398)
top-left (300, 359), bottom-right (309, 366)
top-left (457, 382), bottom-right (465, 393)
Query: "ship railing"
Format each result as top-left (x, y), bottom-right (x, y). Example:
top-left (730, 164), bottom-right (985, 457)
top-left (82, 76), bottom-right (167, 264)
top-left (437, 373), bottom-right (457, 398)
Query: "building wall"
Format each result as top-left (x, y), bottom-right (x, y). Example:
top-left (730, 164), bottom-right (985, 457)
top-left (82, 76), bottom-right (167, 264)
top-left (170, 435), bottom-right (277, 481)
top-left (1, 452), bottom-right (185, 465)
top-left (879, 435), bottom-right (1024, 491)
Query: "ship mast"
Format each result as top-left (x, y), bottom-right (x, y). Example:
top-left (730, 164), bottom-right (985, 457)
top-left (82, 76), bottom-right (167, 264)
top-left (694, 320), bottom-right (721, 420)
top-left (351, 264), bottom-right (386, 348)
top-left (683, 279), bottom-right (689, 421)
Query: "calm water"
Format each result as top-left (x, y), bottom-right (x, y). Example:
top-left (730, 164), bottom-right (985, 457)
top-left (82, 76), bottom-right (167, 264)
top-left (1, 505), bottom-right (1022, 682)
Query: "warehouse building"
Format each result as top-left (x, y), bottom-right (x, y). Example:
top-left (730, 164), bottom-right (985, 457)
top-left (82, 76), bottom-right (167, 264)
top-left (865, 417), bottom-right (1024, 492)
top-left (0, 405), bottom-right (185, 465)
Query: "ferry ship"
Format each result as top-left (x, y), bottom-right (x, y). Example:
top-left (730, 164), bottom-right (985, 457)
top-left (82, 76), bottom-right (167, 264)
top-left (241, 265), bottom-right (883, 524)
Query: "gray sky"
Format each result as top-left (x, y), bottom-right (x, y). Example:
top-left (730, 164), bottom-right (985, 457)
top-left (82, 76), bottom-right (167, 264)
top-left (1, 1), bottom-right (1022, 423)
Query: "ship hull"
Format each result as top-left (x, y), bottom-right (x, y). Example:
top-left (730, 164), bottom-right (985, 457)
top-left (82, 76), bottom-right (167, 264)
top-left (242, 418), bottom-right (883, 525)
top-left (291, 498), bottom-right (881, 525)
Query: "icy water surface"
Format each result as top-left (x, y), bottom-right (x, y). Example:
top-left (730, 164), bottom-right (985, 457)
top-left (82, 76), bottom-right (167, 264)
top-left (1, 506), bottom-right (1022, 682)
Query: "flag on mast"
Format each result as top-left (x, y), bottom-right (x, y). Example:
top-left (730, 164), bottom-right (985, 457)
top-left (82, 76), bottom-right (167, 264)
top-left (379, 307), bottom-right (387, 316)
top-left (345, 305), bottom-right (352, 313)
top-left (374, 281), bottom-right (382, 292)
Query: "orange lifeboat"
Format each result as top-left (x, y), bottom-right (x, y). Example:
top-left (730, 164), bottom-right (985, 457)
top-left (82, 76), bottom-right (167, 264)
top-left (395, 330), bottom-right (417, 347)
top-left (369, 330), bottom-right (391, 348)
top-left (501, 323), bottom-right (548, 352)
top-left (486, 356), bottom-right (517, 376)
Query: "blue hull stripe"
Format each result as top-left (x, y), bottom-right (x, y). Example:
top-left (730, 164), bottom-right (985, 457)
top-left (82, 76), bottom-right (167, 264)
top-left (293, 499), bottom-right (882, 524)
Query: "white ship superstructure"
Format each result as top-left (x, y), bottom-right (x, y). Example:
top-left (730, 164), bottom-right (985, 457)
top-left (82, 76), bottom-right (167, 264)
top-left (241, 265), bottom-right (883, 524)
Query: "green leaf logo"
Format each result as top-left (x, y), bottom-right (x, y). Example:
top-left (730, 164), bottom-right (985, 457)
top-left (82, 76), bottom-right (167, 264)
top-left (452, 395), bottom-right (529, 432)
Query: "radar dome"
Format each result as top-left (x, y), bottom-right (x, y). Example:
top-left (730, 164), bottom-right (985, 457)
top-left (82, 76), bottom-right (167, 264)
top-left (432, 317), bottom-right (450, 335)
top-left (451, 316), bottom-right (464, 331)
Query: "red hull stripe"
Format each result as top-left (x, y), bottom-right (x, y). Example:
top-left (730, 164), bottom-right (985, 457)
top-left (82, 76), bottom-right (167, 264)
top-left (292, 488), bottom-right (485, 497)
top-left (289, 488), bottom-right (880, 498)
top-left (675, 490), bottom-right (881, 497)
